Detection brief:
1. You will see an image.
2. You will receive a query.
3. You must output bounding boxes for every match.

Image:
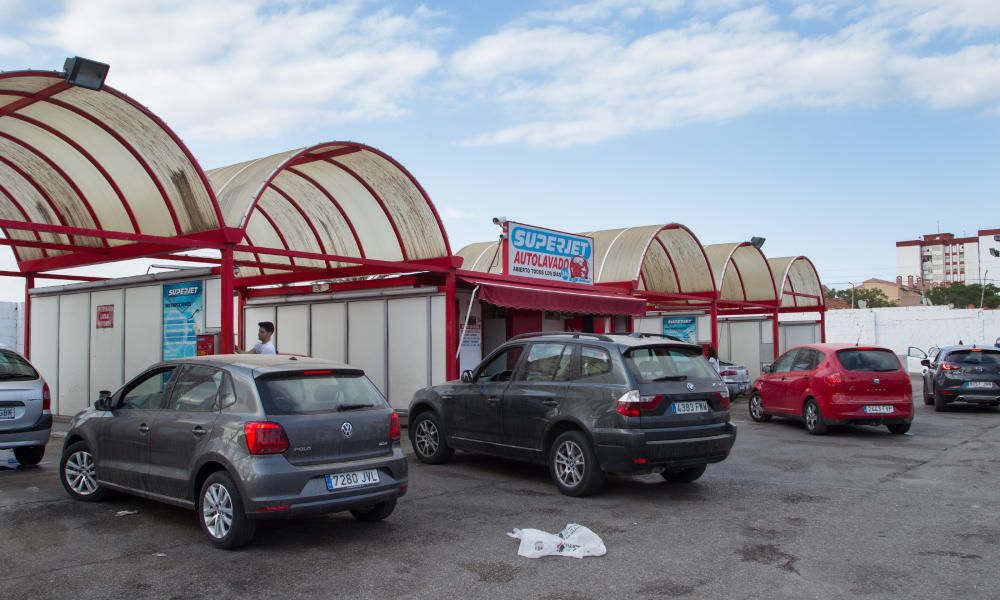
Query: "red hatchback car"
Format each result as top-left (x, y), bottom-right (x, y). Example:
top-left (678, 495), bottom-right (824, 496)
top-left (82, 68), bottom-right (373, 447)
top-left (748, 344), bottom-right (913, 435)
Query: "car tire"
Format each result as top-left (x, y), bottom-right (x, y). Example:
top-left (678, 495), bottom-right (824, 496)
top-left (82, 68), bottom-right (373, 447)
top-left (933, 390), bottom-right (947, 412)
top-left (410, 411), bottom-right (454, 465)
top-left (13, 445), bottom-right (45, 466)
top-left (661, 464), bottom-right (707, 483)
top-left (350, 499), bottom-right (397, 523)
top-left (549, 430), bottom-right (604, 497)
top-left (887, 423), bottom-right (911, 435)
top-left (803, 399), bottom-right (828, 435)
top-left (199, 471), bottom-right (256, 550)
top-left (748, 392), bottom-right (771, 422)
top-left (59, 441), bottom-right (110, 502)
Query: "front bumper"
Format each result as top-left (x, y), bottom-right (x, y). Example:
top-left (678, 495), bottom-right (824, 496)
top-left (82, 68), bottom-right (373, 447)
top-left (592, 421), bottom-right (737, 474)
top-left (239, 446), bottom-right (408, 519)
top-left (0, 412), bottom-right (52, 448)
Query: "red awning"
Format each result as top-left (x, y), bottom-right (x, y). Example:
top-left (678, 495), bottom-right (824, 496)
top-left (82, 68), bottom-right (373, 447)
top-left (462, 278), bottom-right (645, 316)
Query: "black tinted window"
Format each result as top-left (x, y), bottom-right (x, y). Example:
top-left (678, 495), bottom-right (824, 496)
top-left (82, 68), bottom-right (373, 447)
top-left (519, 343), bottom-right (572, 382)
top-left (946, 350), bottom-right (1000, 366)
top-left (122, 368), bottom-right (175, 410)
top-left (0, 350), bottom-right (37, 380)
top-left (477, 346), bottom-right (524, 382)
top-left (836, 349), bottom-right (901, 372)
top-left (257, 371), bottom-right (386, 415)
top-left (624, 345), bottom-right (718, 382)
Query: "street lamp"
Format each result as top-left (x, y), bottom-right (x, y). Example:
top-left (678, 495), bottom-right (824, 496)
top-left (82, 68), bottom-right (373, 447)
top-left (63, 56), bottom-right (109, 91)
top-left (982, 269), bottom-right (990, 309)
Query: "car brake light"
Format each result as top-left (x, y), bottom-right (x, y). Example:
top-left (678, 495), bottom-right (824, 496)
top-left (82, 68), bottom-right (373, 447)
top-left (716, 389), bottom-right (731, 411)
top-left (825, 373), bottom-right (843, 385)
top-left (301, 370), bottom-right (334, 376)
top-left (616, 390), bottom-right (661, 417)
top-left (941, 362), bottom-right (962, 371)
top-left (720, 370), bottom-right (738, 376)
top-left (244, 422), bottom-right (289, 455)
top-left (389, 412), bottom-right (400, 443)
top-left (42, 383), bottom-right (50, 411)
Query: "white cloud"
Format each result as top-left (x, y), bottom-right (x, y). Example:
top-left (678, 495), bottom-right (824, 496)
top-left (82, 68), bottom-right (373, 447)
top-left (790, 2), bottom-right (839, 21)
top-left (525, 0), bottom-right (683, 23)
top-left (24, 0), bottom-right (441, 140)
top-left (892, 44), bottom-right (1000, 111)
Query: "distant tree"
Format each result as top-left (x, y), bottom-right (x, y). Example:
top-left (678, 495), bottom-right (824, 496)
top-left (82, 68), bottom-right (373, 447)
top-left (824, 287), bottom-right (897, 308)
top-left (927, 283), bottom-right (1000, 309)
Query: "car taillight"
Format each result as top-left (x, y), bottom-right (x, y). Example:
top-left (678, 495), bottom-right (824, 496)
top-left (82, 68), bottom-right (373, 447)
top-left (716, 389), bottom-right (731, 411)
top-left (616, 390), bottom-right (661, 417)
top-left (941, 362), bottom-right (961, 372)
top-left (389, 412), bottom-right (400, 443)
top-left (244, 422), bottom-right (289, 455)
top-left (42, 383), bottom-right (50, 411)
top-left (825, 373), bottom-right (842, 385)
top-left (720, 370), bottom-right (738, 376)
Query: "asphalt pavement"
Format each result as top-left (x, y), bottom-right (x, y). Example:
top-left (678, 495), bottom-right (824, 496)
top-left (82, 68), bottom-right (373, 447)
top-left (2, 377), bottom-right (999, 600)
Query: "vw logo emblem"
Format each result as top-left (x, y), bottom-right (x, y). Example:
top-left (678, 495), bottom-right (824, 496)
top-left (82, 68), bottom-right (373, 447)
top-left (686, 382), bottom-right (696, 391)
top-left (341, 422), bottom-right (353, 438)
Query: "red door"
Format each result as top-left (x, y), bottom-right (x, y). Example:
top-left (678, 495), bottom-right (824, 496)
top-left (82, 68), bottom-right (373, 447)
top-left (759, 349), bottom-right (799, 414)
top-left (782, 348), bottom-right (820, 416)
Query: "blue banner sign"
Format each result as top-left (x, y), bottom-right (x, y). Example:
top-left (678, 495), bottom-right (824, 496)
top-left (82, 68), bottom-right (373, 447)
top-left (506, 222), bottom-right (594, 284)
top-left (663, 316), bottom-right (697, 343)
top-left (162, 280), bottom-right (204, 360)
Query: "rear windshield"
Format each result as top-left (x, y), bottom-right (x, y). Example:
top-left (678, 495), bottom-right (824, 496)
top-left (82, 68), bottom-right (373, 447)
top-left (835, 349), bottom-right (900, 372)
top-left (256, 371), bottom-right (387, 415)
top-left (946, 350), bottom-right (1000, 366)
top-left (0, 350), bottom-right (38, 381)
top-left (624, 345), bottom-right (719, 382)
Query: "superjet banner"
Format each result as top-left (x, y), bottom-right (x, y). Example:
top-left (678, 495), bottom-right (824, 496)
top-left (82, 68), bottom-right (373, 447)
top-left (506, 222), bottom-right (594, 285)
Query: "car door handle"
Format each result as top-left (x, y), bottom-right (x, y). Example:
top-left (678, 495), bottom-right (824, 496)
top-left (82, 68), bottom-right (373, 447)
top-left (192, 426), bottom-right (207, 437)
top-left (542, 400), bottom-right (559, 407)
top-left (487, 396), bottom-right (501, 404)
top-left (138, 424), bottom-right (150, 433)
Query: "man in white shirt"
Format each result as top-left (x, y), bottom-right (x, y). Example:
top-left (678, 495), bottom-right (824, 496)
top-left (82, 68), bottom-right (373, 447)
top-left (239, 321), bottom-right (276, 354)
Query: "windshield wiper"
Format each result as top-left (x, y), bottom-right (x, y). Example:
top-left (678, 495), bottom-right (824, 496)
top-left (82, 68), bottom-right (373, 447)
top-left (653, 375), bottom-right (688, 382)
top-left (338, 403), bottom-right (375, 412)
top-left (0, 374), bottom-right (33, 380)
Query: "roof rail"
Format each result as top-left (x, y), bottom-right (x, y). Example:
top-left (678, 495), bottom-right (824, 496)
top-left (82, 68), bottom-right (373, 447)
top-left (611, 332), bottom-right (688, 343)
top-left (508, 331), bottom-right (615, 342)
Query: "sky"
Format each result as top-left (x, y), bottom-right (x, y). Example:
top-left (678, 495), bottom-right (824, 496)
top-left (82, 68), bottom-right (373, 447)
top-left (1, 0), bottom-right (999, 300)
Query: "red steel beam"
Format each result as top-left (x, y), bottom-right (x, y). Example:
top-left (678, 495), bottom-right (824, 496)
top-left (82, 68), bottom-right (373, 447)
top-left (286, 145), bottom-right (362, 167)
top-left (268, 182), bottom-right (332, 268)
top-left (285, 166), bottom-right (366, 259)
top-left (0, 181), bottom-right (47, 259)
top-left (254, 203), bottom-right (296, 267)
top-left (325, 158), bottom-right (408, 261)
top-left (0, 82), bottom-right (70, 118)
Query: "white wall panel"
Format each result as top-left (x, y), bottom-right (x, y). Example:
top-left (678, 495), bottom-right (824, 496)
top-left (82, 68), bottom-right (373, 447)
top-left (311, 303), bottom-right (347, 363)
top-left (58, 293), bottom-right (90, 415)
top-left (431, 295), bottom-right (446, 385)
top-left (388, 297), bottom-right (429, 410)
top-left (276, 304), bottom-right (309, 355)
top-left (125, 286), bottom-right (162, 380)
top-left (29, 296), bottom-right (59, 405)
top-left (348, 300), bottom-right (387, 395)
top-left (90, 289), bottom-right (125, 404)
top-left (242, 306), bottom-right (275, 352)
top-left (728, 320), bottom-right (764, 378)
top-left (205, 277), bottom-right (221, 330)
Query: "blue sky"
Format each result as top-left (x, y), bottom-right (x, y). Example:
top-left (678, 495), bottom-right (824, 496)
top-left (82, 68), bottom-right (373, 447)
top-left (1, 0), bottom-right (999, 299)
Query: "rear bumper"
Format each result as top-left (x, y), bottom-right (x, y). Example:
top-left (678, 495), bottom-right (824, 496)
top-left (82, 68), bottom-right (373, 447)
top-left (823, 399), bottom-right (913, 425)
top-left (937, 384), bottom-right (1000, 404)
top-left (592, 421), bottom-right (737, 473)
top-left (0, 412), bottom-right (52, 448)
top-left (725, 381), bottom-right (750, 397)
top-left (240, 447), bottom-right (408, 519)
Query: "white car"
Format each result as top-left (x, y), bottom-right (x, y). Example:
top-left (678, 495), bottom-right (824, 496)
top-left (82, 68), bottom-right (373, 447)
top-left (0, 346), bottom-right (52, 466)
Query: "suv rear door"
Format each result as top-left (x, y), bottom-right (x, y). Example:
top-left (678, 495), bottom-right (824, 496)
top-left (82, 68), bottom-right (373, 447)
top-left (941, 348), bottom-right (1000, 392)
top-left (255, 369), bottom-right (392, 466)
top-left (622, 345), bottom-right (729, 429)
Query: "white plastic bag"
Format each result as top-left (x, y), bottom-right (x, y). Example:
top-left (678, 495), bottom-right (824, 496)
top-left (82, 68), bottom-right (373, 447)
top-left (507, 523), bottom-right (606, 559)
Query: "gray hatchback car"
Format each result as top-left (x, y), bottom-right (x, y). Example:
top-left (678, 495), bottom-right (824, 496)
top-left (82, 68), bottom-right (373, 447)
top-left (60, 354), bottom-right (407, 549)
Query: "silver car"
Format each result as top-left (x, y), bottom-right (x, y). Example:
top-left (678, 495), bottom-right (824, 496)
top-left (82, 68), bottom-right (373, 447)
top-left (719, 360), bottom-right (751, 398)
top-left (59, 354), bottom-right (407, 549)
top-left (0, 346), bottom-right (52, 467)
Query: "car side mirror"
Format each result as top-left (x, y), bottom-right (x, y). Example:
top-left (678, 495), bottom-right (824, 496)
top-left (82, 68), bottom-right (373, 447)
top-left (95, 390), bottom-right (114, 411)
top-left (461, 370), bottom-right (473, 383)
top-left (762, 364), bottom-right (773, 374)
top-left (920, 359), bottom-right (930, 367)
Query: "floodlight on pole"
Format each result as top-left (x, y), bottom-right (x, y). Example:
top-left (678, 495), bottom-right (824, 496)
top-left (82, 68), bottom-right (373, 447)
top-left (63, 56), bottom-right (109, 91)
top-left (749, 237), bottom-right (766, 250)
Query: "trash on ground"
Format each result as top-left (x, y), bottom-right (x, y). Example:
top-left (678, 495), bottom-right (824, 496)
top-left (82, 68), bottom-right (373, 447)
top-left (152, 552), bottom-right (167, 557)
top-left (115, 510), bottom-right (139, 517)
top-left (507, 523), bottom-right (606, 559)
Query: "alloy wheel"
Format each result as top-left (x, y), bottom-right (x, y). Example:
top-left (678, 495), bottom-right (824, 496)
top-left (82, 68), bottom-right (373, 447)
top-left (414, 420), bottom-right (439, 457)
top-left (202, 483), bottom-right (234, 540)
top-left (554, 440), bottom-right (585, 488)
top-left (64, 450), bottom-right (98, 496)
top-left (805, 403), bottom-right (819, 431)
top-left (750, 395), bottom-right (764, 419)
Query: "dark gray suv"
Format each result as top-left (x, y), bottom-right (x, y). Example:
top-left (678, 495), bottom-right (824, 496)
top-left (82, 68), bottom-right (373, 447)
top-left (409, 333), bottom-right (737, 496)
top-left (60, 354), bottom-right (407, 548)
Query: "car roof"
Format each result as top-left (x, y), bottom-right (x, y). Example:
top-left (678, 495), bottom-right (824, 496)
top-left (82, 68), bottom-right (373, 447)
top-left (168, 354), bottom-right (358, 376)
top-left (502, 332), bottom-right (701, 350)
top-left (939, 345), bottom-right (1000, 353)
top-left (786, 343), bottom-right (896, 353)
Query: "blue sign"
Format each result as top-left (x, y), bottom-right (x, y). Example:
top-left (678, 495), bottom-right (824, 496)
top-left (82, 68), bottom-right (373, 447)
top-left (162, 280), bottom-right (204, 360)
top-left (663, 316), bottom-right (697, 343)
top-left (506, 222), bottom-right (594, 284)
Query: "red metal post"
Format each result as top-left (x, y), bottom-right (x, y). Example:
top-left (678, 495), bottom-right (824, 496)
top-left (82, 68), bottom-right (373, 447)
top-left (220, 246), bottom-right (234, 354)
top-left (819, 309), bottom-right (827, 343)
top-left (710, 301), bottom-right (718, 351)
top-left (772, 309), bottom-right (781, 359)
top-left (237, 288), bottom-right (246, 350)
top-left (23, 274), bottom-right (33, 359)
top-left (445, 270), bottom-right (458, 381)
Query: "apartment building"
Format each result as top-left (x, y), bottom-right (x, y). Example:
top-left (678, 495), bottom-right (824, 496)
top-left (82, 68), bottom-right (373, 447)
top-left (897, 228), bottom-right (1000, 287)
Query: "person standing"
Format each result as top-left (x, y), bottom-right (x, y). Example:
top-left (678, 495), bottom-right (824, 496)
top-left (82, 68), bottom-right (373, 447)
top-left (706, 346), bottom-right (721, 373)
top-left (237, 321), bottom-right (276, 354)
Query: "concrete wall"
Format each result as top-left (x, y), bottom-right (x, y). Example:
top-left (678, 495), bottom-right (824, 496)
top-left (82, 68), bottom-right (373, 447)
top-left (0, 302), bottom-right (24, 354)
top-left (785, 307), bottom-right (1000, 354)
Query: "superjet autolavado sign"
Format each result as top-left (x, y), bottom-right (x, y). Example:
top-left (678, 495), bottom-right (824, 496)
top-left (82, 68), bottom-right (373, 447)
top-left (506, 222), bottom-right (594, 285)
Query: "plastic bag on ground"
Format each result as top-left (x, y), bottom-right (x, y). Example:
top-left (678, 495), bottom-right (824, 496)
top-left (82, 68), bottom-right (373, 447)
top-left (507, 523), bottom-right (606, 559)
